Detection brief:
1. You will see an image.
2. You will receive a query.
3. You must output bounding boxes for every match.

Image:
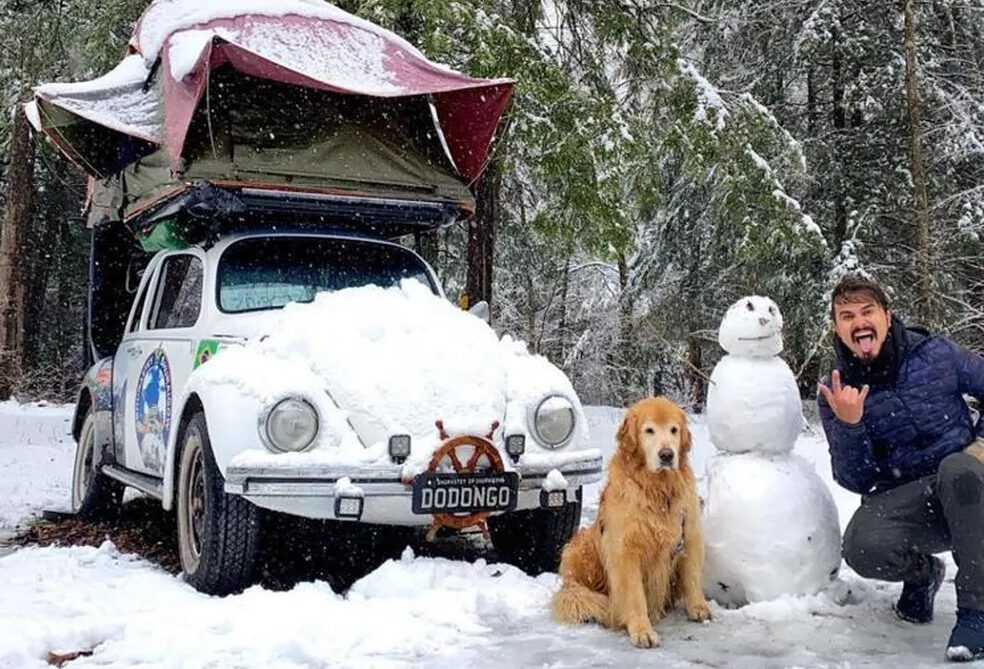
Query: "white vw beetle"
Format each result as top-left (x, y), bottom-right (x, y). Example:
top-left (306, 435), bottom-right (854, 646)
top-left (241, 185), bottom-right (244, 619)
top-left (71, 228), bottom-right (603, 594)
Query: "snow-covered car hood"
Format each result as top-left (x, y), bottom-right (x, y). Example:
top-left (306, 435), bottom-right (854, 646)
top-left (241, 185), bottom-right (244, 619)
top-left (187, 280), bottom-right (586, 470)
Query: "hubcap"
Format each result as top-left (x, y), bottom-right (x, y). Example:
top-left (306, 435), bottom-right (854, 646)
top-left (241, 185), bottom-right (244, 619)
top-left (184, 435), bottom-right (206, 563)
top-left (73, 421), bottom-right (94, 510)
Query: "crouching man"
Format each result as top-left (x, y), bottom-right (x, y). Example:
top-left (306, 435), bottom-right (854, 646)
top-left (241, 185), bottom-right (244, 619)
top-left (818, 276), bottom-right (984, 662)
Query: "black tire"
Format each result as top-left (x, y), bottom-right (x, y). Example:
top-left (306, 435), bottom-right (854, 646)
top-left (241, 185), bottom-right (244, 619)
top-left (177, 412), bottom-right (260, 595)
top-left (488, 498), bottom-right (582, 575)
top-left (71, 408), bottom-right (124, 520)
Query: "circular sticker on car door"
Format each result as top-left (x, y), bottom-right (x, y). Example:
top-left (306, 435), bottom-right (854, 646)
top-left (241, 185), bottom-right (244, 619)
top-left (135, 348), bottom-right (171, 472)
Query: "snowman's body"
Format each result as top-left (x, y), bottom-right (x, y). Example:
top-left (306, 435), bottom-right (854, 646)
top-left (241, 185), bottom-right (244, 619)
top-left (707, 355), bottom-right (801, 455)
top-left (703, 296), bottom-right (841, 606)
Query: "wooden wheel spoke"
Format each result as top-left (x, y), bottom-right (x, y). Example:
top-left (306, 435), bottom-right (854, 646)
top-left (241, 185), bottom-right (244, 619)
top-left (448, 451), bottom-right (465, 472)
top-left (465, 448), bottom-right (482, 472)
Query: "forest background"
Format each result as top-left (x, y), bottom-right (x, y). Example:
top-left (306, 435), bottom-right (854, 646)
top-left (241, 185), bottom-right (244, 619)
top-left (1, 0), bottom-right (982, 408)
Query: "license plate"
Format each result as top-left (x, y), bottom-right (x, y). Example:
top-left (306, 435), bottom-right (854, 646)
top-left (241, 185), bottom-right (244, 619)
top-left (411, 472), bottom-right (519, 514)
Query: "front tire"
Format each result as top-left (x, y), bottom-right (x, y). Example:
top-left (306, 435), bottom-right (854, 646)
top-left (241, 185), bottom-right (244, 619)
top-left (177, 412), bottom-right (260, 595)
top-left (488, 498), bottom-right (582, 575)
top-left (71, 408), bottom-right (124, 519)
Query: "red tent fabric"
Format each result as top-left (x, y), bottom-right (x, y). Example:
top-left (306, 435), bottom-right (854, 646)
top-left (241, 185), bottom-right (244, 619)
top-left (31, 1), bottom-right (513, 183)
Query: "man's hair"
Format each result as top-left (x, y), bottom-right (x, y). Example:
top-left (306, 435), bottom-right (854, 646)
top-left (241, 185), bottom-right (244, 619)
top-left (830, 275), bottom-right (889, 320)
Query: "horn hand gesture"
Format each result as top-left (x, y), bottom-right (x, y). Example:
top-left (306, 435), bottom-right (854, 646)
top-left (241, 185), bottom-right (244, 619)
top-left (818, 370), bottom-right (869, 426)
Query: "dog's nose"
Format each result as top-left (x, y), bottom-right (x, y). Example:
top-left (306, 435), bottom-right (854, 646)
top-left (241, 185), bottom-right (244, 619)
top-left (658, 448), bottom-right (675, 464)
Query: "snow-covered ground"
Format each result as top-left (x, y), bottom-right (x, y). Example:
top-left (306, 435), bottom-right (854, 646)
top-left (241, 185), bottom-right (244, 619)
top-left (0, 401), bottom-right (963, 668)
top-left (0, 402), bottom-right (75, 530)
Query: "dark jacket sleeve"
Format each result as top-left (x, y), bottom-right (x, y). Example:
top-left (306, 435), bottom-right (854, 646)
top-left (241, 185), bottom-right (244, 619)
top-left (946, 338), bottom-right (984, 440)
top-left (818, 391), bottom-right (880, 494)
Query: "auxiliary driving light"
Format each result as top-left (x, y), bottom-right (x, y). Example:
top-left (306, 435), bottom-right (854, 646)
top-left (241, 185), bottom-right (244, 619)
top-left (540, 489), bottom-right (567, 508)
top-left (335, 495), bottom-right (364, 520)
top-left (388, 434), bottom-right (411, 463)
top-left (505, 434), bottom-right (526, 461)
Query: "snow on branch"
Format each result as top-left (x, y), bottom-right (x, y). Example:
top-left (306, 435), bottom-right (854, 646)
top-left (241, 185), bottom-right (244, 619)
top-left (678, 59), bottom-right (728, 133)
top-left (745, 146), bottom-right (826, 244)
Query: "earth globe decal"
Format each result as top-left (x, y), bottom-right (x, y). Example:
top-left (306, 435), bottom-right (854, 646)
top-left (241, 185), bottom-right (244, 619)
top-left (135, 349), bottom-right (171, 472)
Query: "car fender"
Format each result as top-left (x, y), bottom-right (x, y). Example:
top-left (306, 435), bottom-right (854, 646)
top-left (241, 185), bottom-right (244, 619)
top-left (500, 339), bottom-right (590, 452)
top-left (163, 355), bottom-right (365, 509)
top-left (162, 380), bottom-right (266, 510)
top-left (72, 357), bottom-right (116, 468)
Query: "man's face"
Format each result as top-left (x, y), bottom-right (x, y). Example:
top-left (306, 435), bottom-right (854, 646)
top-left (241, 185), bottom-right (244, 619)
top-left (833, 297), bottom-right (891, 361)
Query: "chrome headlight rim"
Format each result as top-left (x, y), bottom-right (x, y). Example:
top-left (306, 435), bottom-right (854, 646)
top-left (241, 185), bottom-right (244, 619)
top-left (258, 397), bottom-right (320, 453)
top-left (527, 393), bottom-right (577, 450)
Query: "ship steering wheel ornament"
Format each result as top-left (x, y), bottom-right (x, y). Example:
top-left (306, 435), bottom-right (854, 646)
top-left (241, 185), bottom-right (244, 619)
top-left (424, 419), bottom-right (502, 541)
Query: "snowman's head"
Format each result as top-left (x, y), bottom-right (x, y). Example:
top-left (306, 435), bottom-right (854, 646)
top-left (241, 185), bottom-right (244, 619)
top-left (719, 296), bottom-right (784, 357)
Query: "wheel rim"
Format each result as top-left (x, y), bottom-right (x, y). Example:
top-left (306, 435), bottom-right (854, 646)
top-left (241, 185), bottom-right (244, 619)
top-left (182, 433), bottom-right (206, 566)
top-left (72, 419), bottom-right (95, 511)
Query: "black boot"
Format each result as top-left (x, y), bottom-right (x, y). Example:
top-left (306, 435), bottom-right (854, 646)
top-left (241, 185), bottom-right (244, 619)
top-left (893, 555), bottom-right (946, 624)
top-left (947, 608), bottom-right (984, 662)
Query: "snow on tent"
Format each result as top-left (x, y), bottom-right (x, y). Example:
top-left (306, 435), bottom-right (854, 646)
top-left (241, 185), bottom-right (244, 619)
top-left (26, 0), bottom-right (513, 249)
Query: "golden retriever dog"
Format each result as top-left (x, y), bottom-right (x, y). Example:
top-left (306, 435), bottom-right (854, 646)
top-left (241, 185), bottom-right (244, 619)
top-left (552, 396), bottom-right (711, 647)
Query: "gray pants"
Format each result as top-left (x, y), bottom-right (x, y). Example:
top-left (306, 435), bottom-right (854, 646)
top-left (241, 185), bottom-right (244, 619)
top-left (843, 450), bottom-right (984, 610)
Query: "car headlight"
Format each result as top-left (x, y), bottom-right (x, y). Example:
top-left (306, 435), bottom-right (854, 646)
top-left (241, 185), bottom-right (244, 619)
top-left (260, 398), bottom-right (319, 452)
top-left (528, 394), bottom-right (576, 449)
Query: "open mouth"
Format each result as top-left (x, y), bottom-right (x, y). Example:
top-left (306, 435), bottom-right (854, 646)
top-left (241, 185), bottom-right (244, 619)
top-left (853, 329), bottom-right (876, 355)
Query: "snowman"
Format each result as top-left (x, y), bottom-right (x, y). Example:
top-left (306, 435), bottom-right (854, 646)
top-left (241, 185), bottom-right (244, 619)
top-left (702, 295), bottom-right (841, 606)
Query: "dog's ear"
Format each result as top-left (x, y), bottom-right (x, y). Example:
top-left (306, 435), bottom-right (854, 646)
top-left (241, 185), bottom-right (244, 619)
top-left (680, 413), bottom-right (693, 457)
top-left (617, 410), bottom-right (637, 454)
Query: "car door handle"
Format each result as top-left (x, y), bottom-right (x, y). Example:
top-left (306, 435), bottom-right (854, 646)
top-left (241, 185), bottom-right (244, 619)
top-left (126, 344), bottom-right (143, 358)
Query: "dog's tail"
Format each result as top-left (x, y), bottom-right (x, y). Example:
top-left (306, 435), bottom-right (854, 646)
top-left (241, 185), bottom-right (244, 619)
top-left (552, 582), bottom-right (611, 626)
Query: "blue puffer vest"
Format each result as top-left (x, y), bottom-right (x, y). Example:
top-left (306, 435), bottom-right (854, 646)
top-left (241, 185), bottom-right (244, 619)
top-left (818, 325), bottom-right (984, 494)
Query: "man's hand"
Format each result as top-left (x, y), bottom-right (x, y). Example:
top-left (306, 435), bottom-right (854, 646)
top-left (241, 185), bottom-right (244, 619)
top-left (818, 369), bottom-right (869, 425)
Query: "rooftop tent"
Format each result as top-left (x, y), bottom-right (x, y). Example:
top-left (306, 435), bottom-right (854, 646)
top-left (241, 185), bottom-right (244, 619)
top-left (27, 0), bottom-right (514, 232)
top-left (28, 56), bottom-right (163, 178)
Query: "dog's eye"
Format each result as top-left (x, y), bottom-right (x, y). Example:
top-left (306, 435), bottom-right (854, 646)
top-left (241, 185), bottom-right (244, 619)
top-left (670, 426), bottom-right (679, 435)
top-left (746, 301), bottom-right (754, 311)
top-left (644, 427), bottom-right (655, 435)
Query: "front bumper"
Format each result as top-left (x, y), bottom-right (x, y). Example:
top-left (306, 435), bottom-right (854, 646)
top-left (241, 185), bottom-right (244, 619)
top-left (223, 452), bottom-right (604, 525)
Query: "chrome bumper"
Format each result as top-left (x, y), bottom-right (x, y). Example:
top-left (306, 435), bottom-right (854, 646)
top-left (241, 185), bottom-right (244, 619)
top-left (222, 453), bottom-right (604, 523)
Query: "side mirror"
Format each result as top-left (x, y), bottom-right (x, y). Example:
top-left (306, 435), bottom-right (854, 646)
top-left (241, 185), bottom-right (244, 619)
top-left (468, 300), bottom-right (490, 324)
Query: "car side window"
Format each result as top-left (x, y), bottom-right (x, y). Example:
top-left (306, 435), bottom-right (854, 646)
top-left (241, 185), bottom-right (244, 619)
top-left (126, 273), bottom-right (152, 335)
top-left (149, 255), bottom-right (204, 330)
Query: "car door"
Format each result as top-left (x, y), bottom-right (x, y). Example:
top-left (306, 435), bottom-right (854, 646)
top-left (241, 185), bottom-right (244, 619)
top-left (113, 257), bottom-right (161, 472)
top-left (128, 251), bottom-right (206, 477)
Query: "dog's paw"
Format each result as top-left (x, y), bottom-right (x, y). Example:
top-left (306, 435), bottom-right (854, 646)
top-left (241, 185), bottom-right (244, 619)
top-left (628, 624), bottom-right (660, 648)
top-left (686, 600), bottom-right (712, 622)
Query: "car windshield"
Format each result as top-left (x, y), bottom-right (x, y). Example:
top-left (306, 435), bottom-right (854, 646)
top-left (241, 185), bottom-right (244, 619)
top-left (218, 236), bottom-right (437, 313)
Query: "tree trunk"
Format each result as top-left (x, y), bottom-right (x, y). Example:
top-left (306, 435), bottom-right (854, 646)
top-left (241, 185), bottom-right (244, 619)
top-left (807, 67), bottom-right (817, 134)
top-left (831, 28), bottom-right (848, 252)
top-left (556, 255), bottom-right (570, 364)
top-left (0, 105), bottom-right (35, 399)
top-left (466, 160), bottom-right (500, 309)
top-left (616, 252), bottom-right (634, 401)
top-left (687, 332), bottom-right (704, 412)
top-left (904, 0), bottom-right (933, 324)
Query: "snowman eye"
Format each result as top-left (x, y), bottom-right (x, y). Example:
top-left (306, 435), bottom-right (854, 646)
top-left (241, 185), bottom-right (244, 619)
top-left (768, 306), bottom-right (775, 315)
top-left (746, 301), bottom-right (754, 311)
